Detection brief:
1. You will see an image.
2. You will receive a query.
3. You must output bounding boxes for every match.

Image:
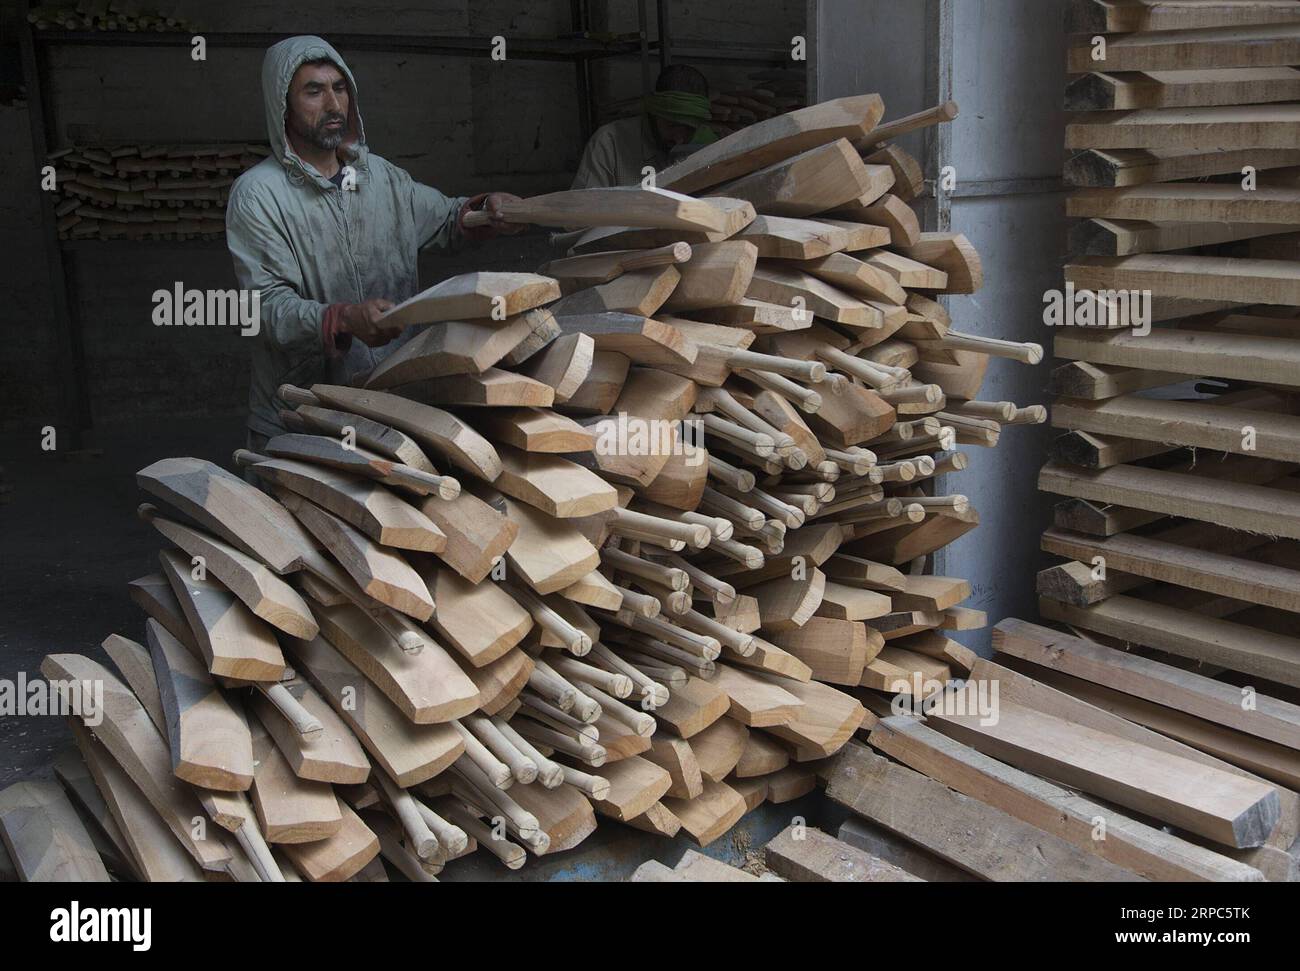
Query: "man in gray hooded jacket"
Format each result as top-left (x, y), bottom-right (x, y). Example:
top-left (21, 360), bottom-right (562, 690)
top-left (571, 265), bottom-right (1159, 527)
top-left (226, 35), bottom-right (523, 447)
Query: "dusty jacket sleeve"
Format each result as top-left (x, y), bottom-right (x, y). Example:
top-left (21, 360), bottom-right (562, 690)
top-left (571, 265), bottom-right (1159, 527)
top-left (225, 185), bottom-right (328, 356)
top-left (411, 179), bottom-right (470, 253)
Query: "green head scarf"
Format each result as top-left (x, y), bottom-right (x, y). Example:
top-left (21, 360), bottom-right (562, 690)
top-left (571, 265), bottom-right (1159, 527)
top-left (643, 91), bottom-right (718, 145)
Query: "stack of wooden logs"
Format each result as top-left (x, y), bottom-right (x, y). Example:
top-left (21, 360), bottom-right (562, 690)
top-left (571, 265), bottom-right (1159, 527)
top-left (50, 144), bottom-right (268, 242)
top-left (28, 1), bottom-right (193, 31)
top-left (1013, 0), bottom-right (1300, 879)
top-left (5, 93), bottom-right (1050, 882)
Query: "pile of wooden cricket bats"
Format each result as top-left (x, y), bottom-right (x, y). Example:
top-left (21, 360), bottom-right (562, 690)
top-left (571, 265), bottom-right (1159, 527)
top-left (48, 143), bottom-right (268, 242)
top-left (7, 92), bottom-right (1054, 883)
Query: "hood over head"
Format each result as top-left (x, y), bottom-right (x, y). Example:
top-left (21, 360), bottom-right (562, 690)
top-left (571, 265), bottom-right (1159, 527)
top-left (261, 35), bottom-right (367, 186)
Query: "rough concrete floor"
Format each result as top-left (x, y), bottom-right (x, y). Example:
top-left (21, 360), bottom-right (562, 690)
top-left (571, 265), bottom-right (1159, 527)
top-left (0, 414), bottom-right (249, 787)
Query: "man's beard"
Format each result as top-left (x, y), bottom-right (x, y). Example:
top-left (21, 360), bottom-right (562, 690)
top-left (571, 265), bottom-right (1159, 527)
top-left (303, 112), bottom-right (347, 150)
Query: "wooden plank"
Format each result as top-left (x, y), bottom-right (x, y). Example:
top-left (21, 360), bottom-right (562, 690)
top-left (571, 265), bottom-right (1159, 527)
top-left (136, 456), bottom-right (316, 573)
top-left (656, 94), bottom-right (885, 194)
top-left (286, 401), bottom-right (438, 473)
top-left (281, 801), bottom-right (379, 882)
top-left (965, 658), bottom-right (1300, 861)
top-left (661, 779), bottom-right (746, 847)
top-left (736, 214), bottom-right (850, 259)
top-left (284, 635), bottom-right (464, 786)
top-left (493, 444), bottom-right (618, 518)
top-left (1040, 594), bottom-right (1300, 689)
top-left (518, 333), bottom-right (595, 404)
top-left (1041, 528), bottom-right (1300, 611)
top-left (651, 675), bottom-right (730, 738)
top-left (563, 198), bottom-right (754, 251)
top-left (1065, 66), bottom-right (1300, 110)
top-left (554, 312), bottom-right (697, 366)
top-left (1069, 216), bottom-right (1290, 254)
top-left (928, 693), bottom-right (1281, 847)
top-left (1039, 461), bottom-right (1300, 540)
top-left (660, 240), bottom-right (759, 312)
top-left (1069, 0), bottom-right (1300, 33)
top-left (591, 755), bottom-right (672, 822)
top-left (870, 713), bottom-right (1262, 881)
top-left (502, 494), bottom-right (601, 594)
top-left (767, 616), bottom-right (871, 686)
top-left (39, 654), bottom-right (232, 872)
top-left (312, 602), bottom-right (480, 723)
top-left (764, 824), bottom-right (922, 882)
top-left (1008, 657), bottom-right (1300, 793)
top-left (244, 454), bottom-right (446, 552)
top-left (376, 272), bottom-right (559, 328)
top-left (1055, 387), bottom-right (1300, 462)
top-left (308, 385), bottom-right (502, 481)
top-left (1068, 183), bottom-right (1300, 223)
top-left (762, 676), bottom-right (868, 759)
top-left (415, 489), bottom-right (518, 585)
top-left (1067, 23), bottom-right (1300, 74)
top-left (1067, 253), bottom-right (1300, 304)
top-left (0, 780), bottom-right (109, 882)
top-left (995, 618), bottom-right (1300, 750)
top-left (248, 684), bottom-right (371, 785)
top-left (1066, 146), bottom-right (1300, 187)
top-left (248, 713), bottom-right (342, 844)
top-left (145, 618), bottom-right (253, 791)
top-left (159, 547), bottom-right (287, 682)
top-left (140, 506), bottom-right (317, 639)
top-left (420, 564), bottom-right (532, 666)
top-left (825, 741), bottom-right (1140, 880)
top-left (466, 187), bottom-right (734, 233)
top-left (549, 265), bottom-right (680, 317)
top-left (365, 309), bottom-right (557, 387)
top-left (865, 143), bottom-right (925, 200)
top-left (1067, 103), bottom-right (1300, 151)
top-left (278, 491), bottom-right (434, 621)
top-left (709, 664), bottom-right (803, 727)
top-left (67, 722), bottom-right (202, 881)
top-left (711, 140), bottom-right (889, 217)
top-left (1047, 359), bottom-right (1191, 399)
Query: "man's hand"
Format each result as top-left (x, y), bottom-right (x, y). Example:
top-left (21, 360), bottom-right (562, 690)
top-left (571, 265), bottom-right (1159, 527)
top-left (482, 192), bottom-right (526, 235)
top-left (340, 298), bottom-right (396, 347)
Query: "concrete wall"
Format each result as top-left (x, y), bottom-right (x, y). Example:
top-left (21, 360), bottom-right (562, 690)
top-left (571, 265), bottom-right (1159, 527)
top-left (812, 0), bottom-right (1067, 651)
top-left (0, 0), bottom-right (799, 432)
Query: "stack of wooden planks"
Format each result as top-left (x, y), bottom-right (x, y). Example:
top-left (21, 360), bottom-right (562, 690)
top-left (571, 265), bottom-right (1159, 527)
top-left (1040, 0), bottom-right (1300, 773)
top-left (6, 92), bottom-right (1046, 882)
top-left (49, 144), bottom-right (268, 242)
top-left (27, 1), bottom-right (193, 31)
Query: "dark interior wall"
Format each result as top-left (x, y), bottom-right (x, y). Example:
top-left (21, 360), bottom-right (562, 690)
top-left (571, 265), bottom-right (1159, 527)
top-left (0, 0), bottom-right (802, 433)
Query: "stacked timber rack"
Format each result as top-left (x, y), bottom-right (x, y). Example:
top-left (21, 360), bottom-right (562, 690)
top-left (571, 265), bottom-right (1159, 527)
top-left (49, 143), bottom-right (268, 241)
top-left (27, 1), bottom-right (193, 31)
top-left (1044, 6), bottom-right (1300, 735)
top-left (853, 0), bottom-right (1300, 885)
top-left (0, 94), bottom-right (1048, 883)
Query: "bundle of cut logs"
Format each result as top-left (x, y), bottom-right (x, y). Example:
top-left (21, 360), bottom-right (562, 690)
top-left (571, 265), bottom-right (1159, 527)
top-left (28, 1), bottom-right (193, 32)
top-left (3, 92), bottom-right (1054, 883)
top-left (49, 144), bottom-right (268, 242)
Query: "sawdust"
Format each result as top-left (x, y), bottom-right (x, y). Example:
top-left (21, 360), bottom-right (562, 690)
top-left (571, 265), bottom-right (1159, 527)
top-left (731, 829), bottom-right (769, 875)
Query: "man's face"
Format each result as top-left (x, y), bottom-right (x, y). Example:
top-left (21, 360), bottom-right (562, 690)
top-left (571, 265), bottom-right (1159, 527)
top-left (653, 116), bottom-right (695, 150)
top-left (286, 62), bottom-right (350, 151)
